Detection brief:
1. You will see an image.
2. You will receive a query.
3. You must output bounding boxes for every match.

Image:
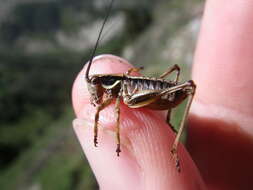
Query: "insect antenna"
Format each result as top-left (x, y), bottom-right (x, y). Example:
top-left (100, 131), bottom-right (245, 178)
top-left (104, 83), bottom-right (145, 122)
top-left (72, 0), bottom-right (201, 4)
top-left (85, 0), bottom-right (115, 82)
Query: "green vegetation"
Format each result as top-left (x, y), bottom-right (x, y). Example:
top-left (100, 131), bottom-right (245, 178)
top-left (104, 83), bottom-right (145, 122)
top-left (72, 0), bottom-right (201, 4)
top-left (0, 109), bottom-right (98, 190)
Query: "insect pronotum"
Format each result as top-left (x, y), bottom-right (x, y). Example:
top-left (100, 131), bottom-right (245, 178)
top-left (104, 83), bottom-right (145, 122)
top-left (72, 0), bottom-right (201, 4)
top-left (85, 0), bottom-right (196, 172)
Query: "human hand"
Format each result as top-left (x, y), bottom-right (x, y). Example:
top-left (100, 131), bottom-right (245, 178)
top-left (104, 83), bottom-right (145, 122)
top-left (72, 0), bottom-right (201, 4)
top-left (72, 1), bottom-right (253, 189)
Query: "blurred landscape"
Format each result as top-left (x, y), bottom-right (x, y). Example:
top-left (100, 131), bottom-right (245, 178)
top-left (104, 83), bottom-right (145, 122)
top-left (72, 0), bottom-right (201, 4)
top-left (0, 0), bottom-right (203, 189)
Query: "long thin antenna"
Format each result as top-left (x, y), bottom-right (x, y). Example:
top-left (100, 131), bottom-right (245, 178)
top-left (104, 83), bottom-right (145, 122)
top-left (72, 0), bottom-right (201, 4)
top-left (85, 0), bottom-right (115, 82)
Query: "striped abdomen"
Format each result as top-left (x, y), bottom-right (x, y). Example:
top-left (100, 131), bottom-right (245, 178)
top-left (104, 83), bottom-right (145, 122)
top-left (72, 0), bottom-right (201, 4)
top-left (124, 77), bottom-right (175, 94)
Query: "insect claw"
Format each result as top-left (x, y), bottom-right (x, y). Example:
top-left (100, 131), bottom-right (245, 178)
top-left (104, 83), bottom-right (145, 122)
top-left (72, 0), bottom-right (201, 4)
top-left (171, 147), bottom-right (181, 172)
top-left (116, 144), bottom-right (121, 156)
top-left (94, 137), bottom-right (98, 147)
top-left (176, 159), bottom-right (181, 172)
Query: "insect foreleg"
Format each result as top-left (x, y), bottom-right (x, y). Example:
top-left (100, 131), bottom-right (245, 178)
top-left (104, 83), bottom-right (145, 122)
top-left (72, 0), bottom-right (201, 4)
top-left (94, 98), bottom-right (113, 147)
top-left (159, 64), bottom-right (180, 84)
top-left (115, 91), bottom-right (122, 156)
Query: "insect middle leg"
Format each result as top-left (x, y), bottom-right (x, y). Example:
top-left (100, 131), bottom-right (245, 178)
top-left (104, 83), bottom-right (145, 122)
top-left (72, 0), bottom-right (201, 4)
top-left (159, 64), bottom-right (180, 84)
top-left (125, 66), bottom-right (144, 75)
top-left (94, 98), bottom-right (113, 147)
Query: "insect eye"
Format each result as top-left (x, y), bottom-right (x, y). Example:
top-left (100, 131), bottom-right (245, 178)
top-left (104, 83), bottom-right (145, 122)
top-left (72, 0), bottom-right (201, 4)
top-left (91, 77), bottom-right (99, 85)
top-left (102, 77), bottom-right (117, 85)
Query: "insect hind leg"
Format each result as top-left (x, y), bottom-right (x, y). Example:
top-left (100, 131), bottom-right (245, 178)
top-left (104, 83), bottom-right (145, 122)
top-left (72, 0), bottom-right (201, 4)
top-left (159, 64), bottom-right (180, 84)
top-left (170, 80), bottom-right (196, 172)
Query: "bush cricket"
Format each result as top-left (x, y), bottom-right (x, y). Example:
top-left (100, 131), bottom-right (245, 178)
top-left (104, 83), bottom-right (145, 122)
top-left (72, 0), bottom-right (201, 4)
top-left (85, 0), bottom-right (196, 172)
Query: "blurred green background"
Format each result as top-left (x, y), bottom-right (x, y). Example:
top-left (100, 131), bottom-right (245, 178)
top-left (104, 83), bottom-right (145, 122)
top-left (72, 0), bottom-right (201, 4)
top-left (0, 0), bottom-right (203, 189)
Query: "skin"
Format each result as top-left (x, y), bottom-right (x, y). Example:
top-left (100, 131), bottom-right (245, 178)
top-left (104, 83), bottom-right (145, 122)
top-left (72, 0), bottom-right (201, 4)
top-left (72, 0), bottom-right (253, 189)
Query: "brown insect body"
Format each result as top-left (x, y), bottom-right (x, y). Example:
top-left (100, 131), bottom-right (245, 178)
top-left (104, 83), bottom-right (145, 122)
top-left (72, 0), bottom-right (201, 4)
top-left (84, 0), bottom-right (196, 172)
top-left (88, 74), bottom-right (189, 109)
top-left (122, 76), bottom-right (189, 109)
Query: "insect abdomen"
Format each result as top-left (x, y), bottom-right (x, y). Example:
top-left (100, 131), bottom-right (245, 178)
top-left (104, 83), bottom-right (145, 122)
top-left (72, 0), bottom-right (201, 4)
top-left (125, 77), bottom-right (174, 92)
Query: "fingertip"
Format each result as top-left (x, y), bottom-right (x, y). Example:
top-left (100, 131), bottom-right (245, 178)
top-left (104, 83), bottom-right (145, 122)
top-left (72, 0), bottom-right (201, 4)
top-left (72, 54), bottom-right (205, 189)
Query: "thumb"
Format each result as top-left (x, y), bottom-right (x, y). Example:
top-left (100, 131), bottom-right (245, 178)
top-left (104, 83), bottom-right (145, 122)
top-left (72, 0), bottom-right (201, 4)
top-left (72, 55), bottom-right (205, 190)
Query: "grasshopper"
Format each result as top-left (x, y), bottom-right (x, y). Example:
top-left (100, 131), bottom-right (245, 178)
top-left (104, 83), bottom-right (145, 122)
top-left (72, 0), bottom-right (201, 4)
top-left (85, 0), bottom-right (196, 172)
